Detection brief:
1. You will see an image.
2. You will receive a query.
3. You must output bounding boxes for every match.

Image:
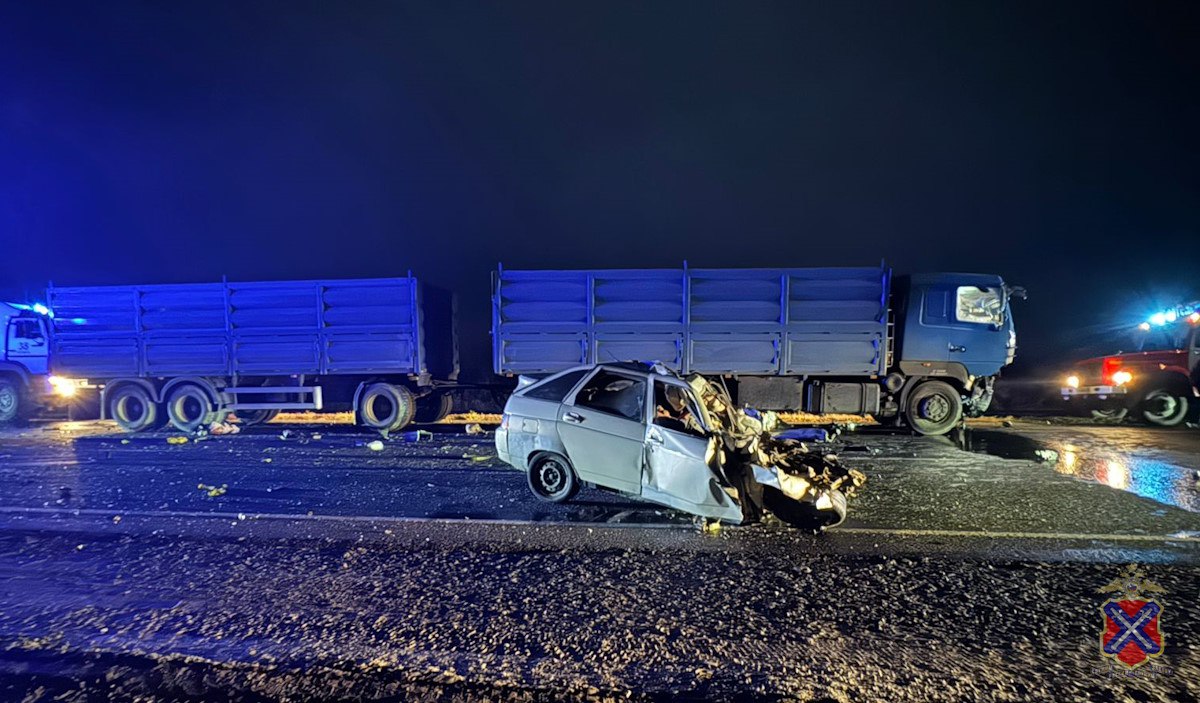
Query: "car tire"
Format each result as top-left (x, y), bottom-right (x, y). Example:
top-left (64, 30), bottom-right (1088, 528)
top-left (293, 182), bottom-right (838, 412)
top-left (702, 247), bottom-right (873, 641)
top-left (527, 453), bottom-right (579, 503)
top-left (1090, 407), bottom-right (1129, 422)
top-left (166, 384), bottom-right (218, 433)
top-left (1139, 388), bottom-right (1189, 427)
top-left (905, 380), bottom-right (963, 436)
top-left (109, 384), bottom-right (160, 433)
top-left (413, 393), bottom-right (453, 424)
top-left (357, 383), bottom-right (416, 432)
top-left (0, 377), bottom-right (24, 425)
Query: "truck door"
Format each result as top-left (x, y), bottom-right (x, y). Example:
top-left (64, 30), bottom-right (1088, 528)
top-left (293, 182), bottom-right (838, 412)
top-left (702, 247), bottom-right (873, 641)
top-left (5, 317), bottom-right (49, 376)
top-left (558, 369), bottom-right (648, 495)
top-left (911, 284), bottom-right (1006, 374)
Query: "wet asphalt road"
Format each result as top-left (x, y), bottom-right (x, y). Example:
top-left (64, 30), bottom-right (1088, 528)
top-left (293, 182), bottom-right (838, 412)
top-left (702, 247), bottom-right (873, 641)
top-left (0, 419), bottom-right (1198, 701)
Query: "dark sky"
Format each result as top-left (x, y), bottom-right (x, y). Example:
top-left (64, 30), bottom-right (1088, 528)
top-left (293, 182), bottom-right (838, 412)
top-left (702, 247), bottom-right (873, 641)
top-left (2, 1), bottom-right (1198, 379)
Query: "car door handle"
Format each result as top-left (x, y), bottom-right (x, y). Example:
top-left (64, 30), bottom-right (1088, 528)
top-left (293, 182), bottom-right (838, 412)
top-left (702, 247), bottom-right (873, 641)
top-left (562, 412), bottom-right (584, 424)
top-left (948, 344), bottom-right (967, 353)
top-left (647, 430), bottom-right (664, 444)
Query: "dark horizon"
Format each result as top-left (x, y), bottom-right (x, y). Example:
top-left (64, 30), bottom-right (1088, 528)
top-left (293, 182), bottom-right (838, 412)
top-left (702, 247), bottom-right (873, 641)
top-left (3, 1), bottom-right (1198, 379)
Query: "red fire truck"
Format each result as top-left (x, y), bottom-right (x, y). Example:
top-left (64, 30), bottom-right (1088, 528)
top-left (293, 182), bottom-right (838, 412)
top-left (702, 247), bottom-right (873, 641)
top-left (1061, 303), bottom-right (1200, 426)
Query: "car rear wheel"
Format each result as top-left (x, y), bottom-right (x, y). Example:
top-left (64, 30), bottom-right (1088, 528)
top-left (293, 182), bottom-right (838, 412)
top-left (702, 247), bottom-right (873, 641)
top-left (109, 385), bottom-right (160, 433)
top-left (1139, 388), bottom-right (1189, 427)
top-left (527, 453), bottom-right (579, 503)
top-left (905, 380), bottom-right (962, 436)
top-left (1090, 407), bottom-right (1129, 422)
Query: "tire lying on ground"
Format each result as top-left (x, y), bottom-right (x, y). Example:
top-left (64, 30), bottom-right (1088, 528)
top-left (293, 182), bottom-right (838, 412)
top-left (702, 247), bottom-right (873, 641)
top-left (762, 486), bottom-right (848, 531)
top-left (412, 393), bottom-right (453, 424)
top-left (108, 384), bottom-right (160, 433)
top-left (905, 380), bottom-right (963, 435)
top-left (357, 383), bottom-right (416, 432)
top-left (0, 376), bottom-right (25, 425)
top-left (165, 384), bottom-right (218, 433)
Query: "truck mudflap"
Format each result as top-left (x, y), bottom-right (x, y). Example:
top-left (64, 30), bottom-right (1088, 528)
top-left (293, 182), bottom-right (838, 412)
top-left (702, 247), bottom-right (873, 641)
top-left (686, 374), bottom-right (867, 530)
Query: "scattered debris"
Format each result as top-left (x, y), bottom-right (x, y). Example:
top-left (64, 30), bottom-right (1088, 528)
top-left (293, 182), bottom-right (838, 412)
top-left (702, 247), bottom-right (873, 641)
top-left (262, 458), bottom-right (272, 463)
top-left (111, 515), bottom-right (121, 524)
top-left (311, 433), bottom-right (323, 440)
top-left (462, 453), bottom-right (492, 462)
top-left (1034, 449), bottom-right (1058, 463)
top-left (698, 518), bottom-right (722, 535)
top-left (166, 436), bottom-right (188, 445)
top-left (208, 422), bottom-right (240, 436)
top-left (402, 430), bottom-right (434, 442)
top-left (465, 423), bottom-right (485, 435)
top-left (197, 483), bottom-right (227, 498)
top-left (279, 430), bottom-right (296, 440)
top-left (119, 439), bottom-right (130, 445)
top-left (366, 440), bottom-right (385, 452)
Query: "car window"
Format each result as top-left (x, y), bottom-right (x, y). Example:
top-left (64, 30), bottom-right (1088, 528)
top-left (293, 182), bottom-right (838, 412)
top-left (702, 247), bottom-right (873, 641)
top-left (523, 369), bottom-right (589, 402)
top-left (572, 370), bottom-right (646, 422)
top-left (652, 380), bottom-right (705, 437)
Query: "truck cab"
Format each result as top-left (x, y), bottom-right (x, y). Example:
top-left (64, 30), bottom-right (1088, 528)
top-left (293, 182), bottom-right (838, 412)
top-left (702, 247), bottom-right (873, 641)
top-left (0, 302), bottom-right (53, 424)
top-left (1062, 310), bottom-right (1200, 426)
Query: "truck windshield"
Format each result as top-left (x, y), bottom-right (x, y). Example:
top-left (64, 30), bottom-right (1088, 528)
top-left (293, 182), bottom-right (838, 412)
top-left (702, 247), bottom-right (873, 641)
top-left (955, 286), bottom-right (1005, 326)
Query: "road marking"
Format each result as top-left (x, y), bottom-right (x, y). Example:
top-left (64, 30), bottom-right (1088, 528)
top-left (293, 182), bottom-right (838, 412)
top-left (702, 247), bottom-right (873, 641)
top-left (0, 506), bottom-right (1196, 543)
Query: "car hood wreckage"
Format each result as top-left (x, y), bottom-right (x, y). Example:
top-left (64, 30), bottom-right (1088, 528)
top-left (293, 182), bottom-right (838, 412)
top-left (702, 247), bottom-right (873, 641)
top-left (496, 362), bottom-right (866, 531)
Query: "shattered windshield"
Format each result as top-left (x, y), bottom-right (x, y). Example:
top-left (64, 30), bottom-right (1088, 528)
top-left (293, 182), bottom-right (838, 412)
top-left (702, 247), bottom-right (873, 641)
top-left (956, 286), bottom-right (1005, 326)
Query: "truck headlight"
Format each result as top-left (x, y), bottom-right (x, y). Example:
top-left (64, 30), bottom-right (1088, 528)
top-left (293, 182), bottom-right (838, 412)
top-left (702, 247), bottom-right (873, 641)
top-left (1065, 375), bottom-right (1080, 389)
top-left (1111, 371), bottom-right (1133, 386)
top-left (48, 376), bottom-right (78, 397)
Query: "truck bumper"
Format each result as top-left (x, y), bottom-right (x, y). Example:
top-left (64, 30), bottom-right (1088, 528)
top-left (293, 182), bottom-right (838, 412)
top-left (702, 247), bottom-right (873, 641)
top-left (1061, 385), bottom-right (1129, 400)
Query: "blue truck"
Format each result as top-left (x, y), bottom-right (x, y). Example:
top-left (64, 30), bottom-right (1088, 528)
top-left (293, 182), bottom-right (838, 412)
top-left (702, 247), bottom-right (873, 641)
top-left (492, 264), bottom-right (1020, 435)
top-left (38, 276), bottom-right (458, 432)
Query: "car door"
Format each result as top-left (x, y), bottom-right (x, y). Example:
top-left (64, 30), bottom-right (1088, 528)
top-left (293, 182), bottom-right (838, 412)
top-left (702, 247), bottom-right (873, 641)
top-left (557, 368), bottom-right (649, 495)
top-left (642, 378), bottom-right (742, 521)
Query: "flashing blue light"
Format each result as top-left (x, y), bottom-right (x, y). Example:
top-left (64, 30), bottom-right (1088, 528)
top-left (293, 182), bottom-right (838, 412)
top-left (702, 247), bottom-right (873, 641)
top-left (70, 317), bottom-right (87, 325)
top-left (32, 303), bottom-right (50, 316)
top-left (1165, 310), bottom-right (1178, 323)
top-left (1148, 312), bottom-right (1168, 326)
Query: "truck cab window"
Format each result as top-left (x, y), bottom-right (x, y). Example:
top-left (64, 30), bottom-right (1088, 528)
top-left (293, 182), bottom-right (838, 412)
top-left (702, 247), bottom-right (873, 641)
top-left (955, 287), bottom-right (1004, 326)
top-left (572, 371), bottom-right (646, 422)
top-left (14, 321), bottom-right (45, 342)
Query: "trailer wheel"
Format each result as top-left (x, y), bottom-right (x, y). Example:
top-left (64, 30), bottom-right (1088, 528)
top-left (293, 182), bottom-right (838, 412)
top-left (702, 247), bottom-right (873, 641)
top-left (413, 393), bottom-right (453, 424)
top-left (0, 376), bottom-right (24, 425)
top-left (166, 384), bottom-right (218, 433)
top-left (239, 409), bottom-right (280, 426)
top-left (109, 385), bottom-right (160, 433)
top-left (905, 380), bottom-right (962, 436)
top-left (527, 453), bottom-right (579, 503)
top-left (1090, 408), bottom-right (1128, 422)
top-left (1139, 388), bottom-right (1189, 427)
top-left (357, 383), bottom-right (415, 432)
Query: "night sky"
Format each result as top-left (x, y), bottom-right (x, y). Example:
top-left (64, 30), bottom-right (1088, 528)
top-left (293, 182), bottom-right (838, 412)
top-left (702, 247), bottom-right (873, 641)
top-left (2, 2), bottom-right (1198, 380)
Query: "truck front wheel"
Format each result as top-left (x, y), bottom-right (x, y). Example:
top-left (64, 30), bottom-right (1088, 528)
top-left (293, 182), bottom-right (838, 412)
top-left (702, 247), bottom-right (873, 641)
top-left (905, 380), bottom-right (963, 436)
top-left (1139, 388), bottom-right (1189, 427)
top-left (0, 377), bottom-right (24, 425)
top-left (109, 385), bottom-right (160, 433)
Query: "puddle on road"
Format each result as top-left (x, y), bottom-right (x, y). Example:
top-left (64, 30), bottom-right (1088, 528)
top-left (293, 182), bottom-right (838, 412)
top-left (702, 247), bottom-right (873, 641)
top-left (954, 428), bottom-right (1198, 513)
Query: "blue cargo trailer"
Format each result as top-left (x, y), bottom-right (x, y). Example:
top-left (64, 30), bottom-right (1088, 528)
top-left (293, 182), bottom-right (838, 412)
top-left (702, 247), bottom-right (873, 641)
top-left (492, 264), bottom-right (1019, 434)
top-left (47, 276), bottom-right (458, 433)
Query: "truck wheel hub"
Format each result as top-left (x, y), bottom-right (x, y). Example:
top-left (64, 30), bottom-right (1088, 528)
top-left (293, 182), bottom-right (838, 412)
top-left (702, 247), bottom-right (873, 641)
top-left (0, 388), bottom-right (14, 412)
top-left (920, 395), bottom-right (950, 422)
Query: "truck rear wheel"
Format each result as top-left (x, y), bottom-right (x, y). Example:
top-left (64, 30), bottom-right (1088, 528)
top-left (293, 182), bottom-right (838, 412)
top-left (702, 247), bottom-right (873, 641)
top-left (239, 409), bottom-right (279, 426)
top-left (1139, 388), bottom-right (1189, 427)
top-left (0, 377), bottom-right (24, 425)
top-left (413, 393), bottom-right (453, 424)
top-left (905, 380), bottom-right (962, 436)
top-left (109, 385), bottom-right (160, 433)
top-left (166, 384), bottom-right (218, 433)
top-left (357, 383), bottom-right (416, 432)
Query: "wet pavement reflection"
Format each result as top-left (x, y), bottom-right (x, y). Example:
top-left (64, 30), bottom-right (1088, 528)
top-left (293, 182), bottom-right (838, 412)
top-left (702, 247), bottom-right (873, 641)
top-left (957, 427), bottom-right (1199, 513)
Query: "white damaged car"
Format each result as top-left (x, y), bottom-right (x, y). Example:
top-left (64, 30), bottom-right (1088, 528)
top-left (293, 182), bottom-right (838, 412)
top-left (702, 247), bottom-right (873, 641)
top-left (495, 362), bottom-right (864, 529)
